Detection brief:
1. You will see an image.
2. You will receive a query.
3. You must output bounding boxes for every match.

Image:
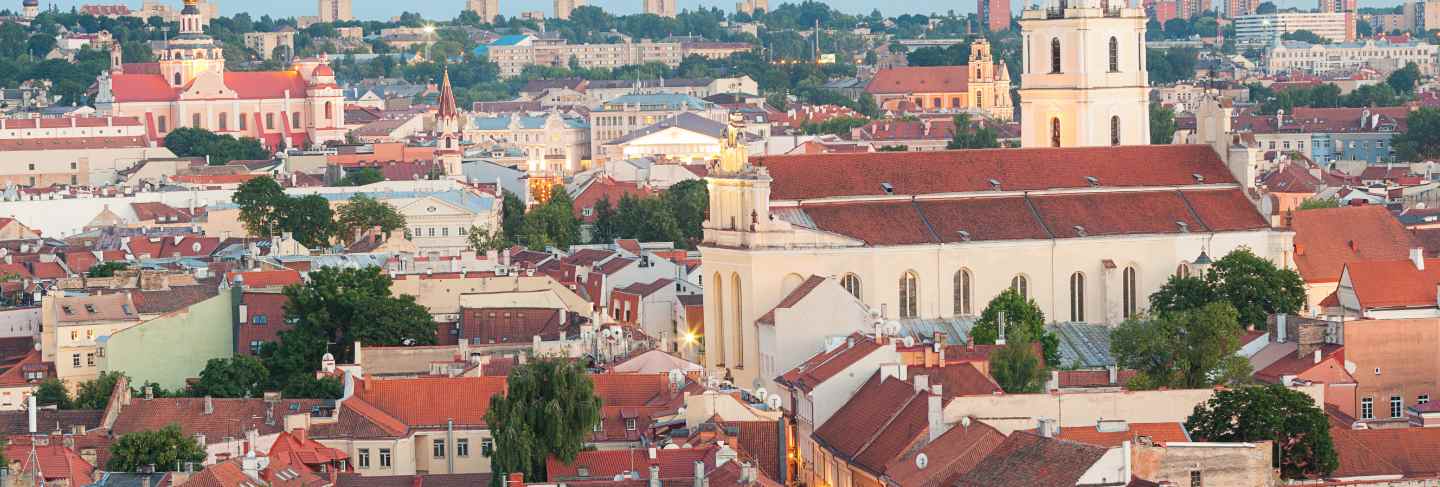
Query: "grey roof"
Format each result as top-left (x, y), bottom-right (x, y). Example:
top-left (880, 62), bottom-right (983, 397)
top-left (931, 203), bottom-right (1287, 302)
top-left (599, 92), bottom-right (714, 111)
top-left (608, 112), bottom-right (726, 145)
top-left (469, 114), bottom-right (588, 130)
top-left (896, 316), bottom-right (977, 344)
top-left (86, 472), bottom-right (171, 487)
top-left (461, 159), bottom-right (529, 201)
top-left (1047, 322), bottom-right (1116, 368)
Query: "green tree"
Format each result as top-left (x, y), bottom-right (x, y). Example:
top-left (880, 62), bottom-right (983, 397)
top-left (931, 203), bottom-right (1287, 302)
top-left (501, 191), bottom-right (527, 245)
top-left (945, 114), bottom-right (1001, 149)
top-left (1150, 102), bottom-right (1177, 145)
top-left (161, 127), bottom-right (270, 165)
top-left (86, 261), bottom-right (129, 278)
top-left (485, 357), bottom-right (602, 487)
top-left (1281, 30), bottom-right (1330, 44)
top-left (1148, 275), bottom-right (1218, 316)
top-left (335, 194), bottom-right (407, 244)
top-left (73, 371), bottom-right (125, 410)
top-left (1207, 248), bottom-right (1306, 329)
top-left (1394, 107), bottom-right (1440, 162)
top-left (1186, 384), bottom-right (1338, 479)
top-left (338, 167), bottom-right (385, 186)
top-left (663, 180), bottom-right (709, 248)
top-left (33, 378), bottom-right (72, 409)
top-left (279, 194), bottom-right (335, 249)
top-left (988, 332), bottom-right (1046, 393)
top-left (190, 356), bottom-right (270, 398)
top-left (1256, 2), bottom-right (1278, 14)
top-left (1387, 63), bottom-right (1421, 96)
top-left (233, 176), bottom-right (288, 238)
top-left (280, 375), bottom-right (344, 399)
top-left (1297, 197), bottom-right (1340, 210)
top-left (590, 196), bottom-right (618, 244)
top-left (968, 288), bottom-right (1060, 365)
top-left (1110, 302), bottom-right (1252, 390)
top-left (518, 192), bottom-right (581, 249)
top-left (106, 424), bottom-right (208, 472)
top-left (467, 225), bottom-right (509, 253)
top-left (262, 267), bottom-right (435, 386)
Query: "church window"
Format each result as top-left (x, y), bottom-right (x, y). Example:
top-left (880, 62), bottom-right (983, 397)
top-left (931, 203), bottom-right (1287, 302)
top-left (324, 101), bottom-right (333, 120)
top-left (239, 115), bottom-right (247, 130)
top-left (218, 113), bottom-right (227, 131)
top-left (841, 274), bottom-right (862, 300)
top-left (157, 116), bottom-right (168, 133)
top-left (954, 269), bottom-right (973, 316)
top-left (292, 112), bottom-right (302, 129)
top-left (1050, 118), bottom-right (1061, 147)
top-left (1050, 38), bottom-right (1061, 73)
top-left (1109, 37), bottom-right (1120, 72)
top-left (1111, 116), bottom-right (1121, 146)
top-left (976, 90), bottom-right (984, 108)
top-left (173, 72), bottom-right (182, 86)
top-left (1122, 266), bottom-right (1138, 318)
top-left (1070, 272), bottom-right (1085, 322)
top-left (731, 273), bottom-right (744, 367)
top-left (1176, 263), bottom-right (1190, 278)
top-left (712, 272), bottom-right (726, 366)
top-left (192, 113), bottom-right (201, 128)
top-left (1011, 275), bottom-right (1028, 299)
top-left (265, 113), bottom-right (275, 130)
top-left (951, 97), bottom-right (962, 108)
top-left (932, 97), bottom-right (942, 108)
top-left (899, 271), bottom-right (918, 318)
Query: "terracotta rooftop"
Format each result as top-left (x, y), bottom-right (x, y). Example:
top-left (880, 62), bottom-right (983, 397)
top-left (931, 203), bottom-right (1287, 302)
top-left (1341, 258), bottom-right (1440, 310)
top-left (776, 333), bottom-right (886, 392)
top-left (882, 419), bottom-right (1005, 487)
top-left (953, 431), bottom-right (1110, 487)
top-left (813, 373), bottom-right (941, 476)
top-left (865, 66), bottom-right (970, 95)
top-left (354, 376), bottom-right (507, 429)
top-left (1055, 422), bottom-right (1189, 448)
top-left (1329, 426), bottom-right (1440, 480)
top-left (1291, 206), bottom-right (1416, 283)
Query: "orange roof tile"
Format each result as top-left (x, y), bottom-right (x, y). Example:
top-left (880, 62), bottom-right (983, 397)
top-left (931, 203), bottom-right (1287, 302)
top-left (1055, 422), bottom-right (1189, 448)
top-left (1342, 258), bottom-right (1440, 310)
top-left (1292, 206), bottom-right (1416, 283)
top-left (354, 376), bottom-right (507, 428)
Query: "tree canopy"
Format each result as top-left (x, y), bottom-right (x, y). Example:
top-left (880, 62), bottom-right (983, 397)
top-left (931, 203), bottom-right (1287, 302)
top-left (107, 424), bottom-right (209, 472)
top-left (190, 356), bottom-right (270, 398)
top-left (968, 288), bottom-right (1060, 365)
top-left (946, 114), bottom-right (1001, 150)
top-left (335, 194), bottom-right (407, 244)
top-left (1110, 302), bottom-right (1252, 390)
top-left (1394, 107), bottom-right (1440, 162)
top-left (161, 127), bottom-right (271, 165)
top-left (485, 357), bottom-right (602, 487)
top-left (1150, 103), bottom-right (1176, 145)
top-left (591, 180), bottom-right (708, 248)
top-left (1149, 248), bottom-right (1304, 328)
top-left (1186, 384), bottom-right (1338, 479)
top-left (338, 167), bottom-right (386, 186)
top-left (232, 176), bottom-right (335, 248)
top-left (988, 332), bottom-right (1046, 393)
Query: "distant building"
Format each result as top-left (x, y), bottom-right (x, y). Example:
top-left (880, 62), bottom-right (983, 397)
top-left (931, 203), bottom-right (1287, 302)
top-left (864, 38), bottom-right (1013, 120)
top-left (243, 30), bottom-right (296, 60)
top-left (643, 0), bottom-right (677, 17)
top-left (736, 0), bottom-right (766, 15)
top-left (464, 111), bottom-right (591, 175)
top-left (1227, 0), bottom-right (1259, 17)
top-left (1266, 39), bottom-right (1437, 76)
top-left (317, 0), bottom-right (351, 22)
top-left (1235, 12), bottom-right (1354, 47)
top-left (467, 0), bottom-right (499, 23)
top-left (478, 35), bottom-right (685, 78)
top-left (554, 0), bottom-right (584, 19)
top-left (587, 92), bottom-right (728, 162)
top-left (979, 0), bottom-right (1012, 31)
top-left (0, 117), bottom-right (174, 187)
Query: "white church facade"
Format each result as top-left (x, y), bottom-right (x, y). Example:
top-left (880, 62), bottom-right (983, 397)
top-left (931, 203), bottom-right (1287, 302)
top-left (697, 0), bottom-right (1287, 389)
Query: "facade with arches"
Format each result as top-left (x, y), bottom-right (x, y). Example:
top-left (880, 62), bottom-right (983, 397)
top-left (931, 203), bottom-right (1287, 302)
top-left (95, 0), bottom-right (346, 150)
top-left (1018, 0), bottom-right (1151, 148)
top-left (700, 142), bottom-right (1293, 389)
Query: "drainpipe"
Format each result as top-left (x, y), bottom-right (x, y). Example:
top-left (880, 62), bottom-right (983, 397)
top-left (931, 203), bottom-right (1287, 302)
top-left (447, 419), bottom-right (455, 474)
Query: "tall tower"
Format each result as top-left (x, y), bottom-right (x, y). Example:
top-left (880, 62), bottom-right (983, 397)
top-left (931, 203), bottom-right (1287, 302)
top-left (979, 0), bottom-right (1012, 31)
top-left (1018, 0), bottom-right (1150, 148)
top-left (435, 66), bottom-right (464, 177)
top-left (468, 0), bottom-right (499, 23)
top-left (317, 0), bottom-right (352, 22)
top-left (21, 0), bottom-right (38, 20)
top-left (643, 0), bottom-right (677, 17)
top-left (554, 0), bottom-right (585, 19)
top-left (158, 0), bottom-right (224, 88)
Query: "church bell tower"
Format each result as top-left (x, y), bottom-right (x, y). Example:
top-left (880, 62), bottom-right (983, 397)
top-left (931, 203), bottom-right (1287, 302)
top-left (1018, 0), bottom-right (1150, 148)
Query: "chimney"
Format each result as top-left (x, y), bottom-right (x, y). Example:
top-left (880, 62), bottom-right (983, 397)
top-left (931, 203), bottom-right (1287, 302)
top-left (241, 451), bottom-right (260, 480)
top-left (1037, 417), bottom-right (1058, 438)
top-left (740, 462), bottom-right (756, 484)
top-left (648, 464), bottom-right (661, 487)
top-left (927, 385), bottom-right (944, 443)
top-left (1107, 365), bottom-right (1118, 385)
top-left (1276, 314), bottom-right (1288, 343)
top-left (1412, 247), bottom-right (1425, 270)
top-left (693, 460), bottom-right (705, 487)
top-left (1314, 349), bottom-right (1322, 364)
top-left (27, 395), bottom-right (36, 434)
top-left (913, 374), bottom-right (929, 393)
top-left (203, 396), bottom-right (213, 415)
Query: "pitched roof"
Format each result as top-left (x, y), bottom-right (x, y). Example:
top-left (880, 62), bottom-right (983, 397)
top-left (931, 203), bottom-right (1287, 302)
top-left (952, 431), bottom-right (1110, 487)
top-left (756, 275), bottom-right (826, 325)
top-left (1329, 426), bottom-right (1440, 479)
top-left (353, 376), bottom-right (507, 428)
top-left (334, 473), bottom-right (494, 487)
top-left (1292, 206), bottom-right (1416, 283)
top-left (111, 397), bottom-right (325, 442)
top-left (865, 66), bottom-right (971, 95)
top-left (127, 285), bottom-right (220, 314)
top-left (1055, 422), bottom-right (1189, 448)
top-left (882, 419), bottom-right (1005, 487)
top-left (545, 446), bottom-right (715, 481)
top-left (907, 363), bottom-right (1002, 397)
top-left (0, 410), bottom-right (102, 436)
top-left (776, 333), bottom-right (885, 392)
top-left (228, 269), bottom-right (303, 288)
top-left (5, 442), bottom-right (95, 486)
top-left (1342, 258), bottom-right (1440, 310)
top-left (1253, 344), bottom-right (1353, 384)
top-left (812, 373), bottom-right (938, 475)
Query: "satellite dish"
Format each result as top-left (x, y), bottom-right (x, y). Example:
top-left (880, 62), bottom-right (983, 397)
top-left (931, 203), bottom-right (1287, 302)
top-left (915, 453), bottom-right (929, 469)
top-left (901, 336), bottom-right (916, 347)
top-left (754, 388), bottom-right (768, 401)
top-left (884, 320), bottom-right (902, 336)
top-left (766, 395), bottom-right (782, 410)
top-left (868, 308), bottom-right (881, 319)
top-left (961, 416), bottom-right (972, 428)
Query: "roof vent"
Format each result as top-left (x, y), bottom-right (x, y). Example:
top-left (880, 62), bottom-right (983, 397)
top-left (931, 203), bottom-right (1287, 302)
top-left (1192, 173), bottom-right (1206, 183)
top-left (988, 178), bottom-right (1001, 191)
top-left (1085, 176), bottom-right (1100, 187)
top-left (1176, 221), bottom-right (1189, 233)
top-left (1073, 225), bottom-right (1086, 237)
top-left (880, 182), bottom-right (894, 195)
top-left (956, 230), bottom-right (972, 242)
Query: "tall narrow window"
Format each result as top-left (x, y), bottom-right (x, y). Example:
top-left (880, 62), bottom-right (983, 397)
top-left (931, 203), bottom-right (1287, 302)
top-left (1070, 272), bottom-right (1085, 322)
top-left (1361, 397), bottom-right (1374, 419)
top-left (1392, 395), bottom-right (1404, 418)
top-left (841, 274), bottom-right (862, 300)
top-left (324, 101), bottom-right (333, 120)
top-left (1051, 118), bottom-right (1061, 147)
top-left (1122, 266), bottom-right (1138, 318)
top-left (173, 72), bottom-right (182, 85)
top-left (192, 113), bottom-right (201, 128)
top-left (1011, 275), bottom-right (1028, 299)
top-left (292, 111), bottom-right (301, 129)
top-left (954, 269), bottom-right (973, 316)
top-left (218, 113), bottom-right (227, 131)
top-left (157, 116), bottom-right (168, 132)
top-left (899, 271), bottom-right (918, 318)
top-left (712, 272), bottom-right (725, 366)
top-left (1050, 38), bottom-right (1061, 73)
top-left (976, 90), bottom-right (984, 108)
top-left (1176, 263), bottom-right (1190, 278)
top-left (1108, 36), bottom-right (1119, 72)
top-left (731, 273), bottom-right (743, 368)
top-left (1111, 115), bottom-right (1121, 146)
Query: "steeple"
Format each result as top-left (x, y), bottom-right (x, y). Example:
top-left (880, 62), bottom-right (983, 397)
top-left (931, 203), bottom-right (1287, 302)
top-left (716, 112), bottom-right (749, 175)
top-left (435, 65), bottom-right (460, 135)
top-left (179, 0), bottom-right (205, 35)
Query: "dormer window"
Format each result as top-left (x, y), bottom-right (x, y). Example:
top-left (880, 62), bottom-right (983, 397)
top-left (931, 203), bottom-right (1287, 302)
top-left (84, 304), bottom-right (96, 313)
top-left (62, 305), bottom-right (73, 315)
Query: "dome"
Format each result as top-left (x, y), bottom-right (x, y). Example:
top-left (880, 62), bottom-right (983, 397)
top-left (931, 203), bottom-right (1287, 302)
top-left (22, 0), bottom-right (38, 7)
top-left (313, 64), bottom-right (334, 77)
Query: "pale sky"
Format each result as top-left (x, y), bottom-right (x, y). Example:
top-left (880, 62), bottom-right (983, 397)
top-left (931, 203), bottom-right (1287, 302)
top-left (29, 0), bottom-right (1406, 22)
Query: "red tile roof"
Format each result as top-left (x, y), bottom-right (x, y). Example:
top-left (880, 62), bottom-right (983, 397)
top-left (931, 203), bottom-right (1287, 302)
top-left (1055, 422), bottom-right (1189, 448)
top-left (5, 442), bottom-right (95, 486)
top-left (882, 419), bottom-right (1005, 487)
top-left (813, 373), bottom-right (940, 476)
top-left (614, 278), bottom-right (674, 298)
top-left (354, 376), bottom-right (507, 428)
top-left (1292, 206), bottom-right (1416, 283)
top-left (111, 71), bottom-right (310, 103)
top-left (1341, 258), bottom-right (1440, 310)
top-left (598, 257), bottom-right (636, 275)
top-left (756, 275), bottom-right (827, 325)
top-left (755, 145), bottom-right (1236, 201)
top-left (228, 269), bottom-right (304, 288)
top-left (563, 249), bottom-right (617, 267)
top-left (590, 372), bottom-right (700, 443)
top-left (1330, 426), bottom-right (1440, 479)
top-left (1056, 369), bottom-right (1138, 388)
top-left (0, 136), bottom-right (150, 151)
top-left (1253, 344), bottom-right (1354, 385)
top-left (907, 363), bottom-right (1002, 397)
top-left (953, 431), bottom-right (1110, 487)
top-left (776, 333), bottom-right (886, 392)
top-left (111, 397), bottom-right (326, 442)
top-left (546, 446), bottom-right (715, 481)
top-left (865, 66), bottom-right (970, 95)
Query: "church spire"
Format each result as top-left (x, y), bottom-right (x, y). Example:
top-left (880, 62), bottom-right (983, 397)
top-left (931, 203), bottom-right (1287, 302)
top-left (436, 65), bottom-right (458, 123)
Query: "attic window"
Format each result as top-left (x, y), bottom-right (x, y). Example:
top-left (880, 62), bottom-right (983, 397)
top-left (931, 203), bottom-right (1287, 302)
top-left (988, 178), bottom-right (1002, 191)
top-left (1192, 173), bottom-right (1206, 183)
top-left (1073, 225), bottom-right (1087, 237)
top-left (1176, 221), bottom-right (1190, 233)
top-left (880, 182), bottom-right (894, 194)
top-left (1085, 176), bottom-right (1100, 187)
top-left (62, 305), bottom-right (73, 315)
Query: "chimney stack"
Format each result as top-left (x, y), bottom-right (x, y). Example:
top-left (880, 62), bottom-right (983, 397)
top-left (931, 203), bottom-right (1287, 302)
top-left (1412, 247), bottom-right (1425, 270)
top-left (927, 385), bottom-right (945, 443)
top-left (693, 460), bottom-right (705, 487)
top-left (203, 396), bottom-right (213, 415)
top-left (648, 464), bottom-right (661, 487)
top-left (913, 374), bottom-right (929, 393)
top-left (1037, 417), bottom-right (1058, 438)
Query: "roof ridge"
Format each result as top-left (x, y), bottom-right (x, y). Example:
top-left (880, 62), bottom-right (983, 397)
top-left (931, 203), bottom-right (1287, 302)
top-left (1021, 192), bottom-right (1054, 239)
top-left (1175, 189), bottom-right (1214, 233)
top-left (911, 197), bottom-right (941, 243)
top-left (850, 384), bottom-right (925, 468)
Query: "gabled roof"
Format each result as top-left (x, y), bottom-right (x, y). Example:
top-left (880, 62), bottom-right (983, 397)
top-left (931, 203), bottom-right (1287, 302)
top-left (111, 397), bottom-right (326, 441)
top-left (776, 333), bottom-right (886, 392)
top-left (882, 419), bottom-right (1005, 487)
top-left (5, 442), bottom-right (95, 486)
top-left (353, 376), bottom-right (507, 429)
top-left (545, 446), bottom-right (715, 481)
top-left (607, 113), bottom-right (727, 145)
top-left (1055, 422), bottom-right (1189, 448)
top-left (907, 363), bottom-right (1002, 397)
top-left (1342, 258), bottom-right (1440, 310)
top-left (865, 66), bottom-right (971, 95)
top-left (953, 431), bottom-right (1110, 487)
top-left (756, 275), bottom-right (826, 325)
top-left (1292, 206), bottom-right (1416, 283)
top-left (228, 269), bottom-right (304, 288)
top-left (614, 278), bottom-right (674, 298)
top-left (812, 373), bottom-right (940, 476)
top-left (1329, 426), bottom-right (1440, 479)
top-left (1253, 344), bottom-right (1354, 385)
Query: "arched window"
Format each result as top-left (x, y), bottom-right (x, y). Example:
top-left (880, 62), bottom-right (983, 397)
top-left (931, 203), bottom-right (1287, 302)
top-left (1122, 266), bottom-right (1138, 318)
top-left (954, 269), bottom-right (973, 316)
top-left (1176, 263), bottom-right (1191, 279)
top-left (1011, 275), bottom-right (1029, 299)
top-left (1108, 36), bottom-right (1119, 72)
top-left (1110, 115), bottom-right (1121, 146)
top-left (712, 272), bottom-right (725, 365)
top-left (932, 97), bottom-right (943, 108)
top-left (324, 101), bottom-right (333, 120)
top-left (218, 113), bottom-right (227, 131)
top-left (1050, 118), bottom-right (1061, 147)
top-left (731, 273), bottom-right (744, 367)
top-left (172, 72), bottom-right (182, 86)
top-left (951, 97), bottom-right (962, 108)
top-left (1070, 272), bottom-right (1085, 322)
top-left (1050, 37), bottom-right (1061, 73)
top-left (899, 271), bottom-right (918, 318)
top-left (841, 274), bottom-right (862, 300)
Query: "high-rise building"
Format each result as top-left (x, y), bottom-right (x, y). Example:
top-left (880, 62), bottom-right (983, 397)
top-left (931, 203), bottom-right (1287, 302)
top-left (1234, 12), bottom-right (1352, 47)
top-left (979, 0), bottom-right (1012, 31)
top-left (736, 0), bottom-right (767, 15)
top-left (317, 0), bottom-right (352, 23)
top-left (554, 0), bottom-right (585, 19)
top-left (1318, 0), bottom-right (1356, 13)
top-left (468, 0), bottom-right (498, 22)
top-left (1226, 0), bottom-right (1259, 18)
top-left (643, 0), bottom-right (677, 17)
top-left (1018, 0), bottom-right (1151, 148)
top-left (21, 0), bottom-right (38, 20)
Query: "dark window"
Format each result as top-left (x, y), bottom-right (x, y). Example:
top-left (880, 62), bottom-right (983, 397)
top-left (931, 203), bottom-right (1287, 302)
top-left (1108, 37), bottom-right (1119, 72)
top-left (358, 449), bottom-right (370, 468)
top-left (1070, 272), bottom-right (1085, 322)
top-left (1123, 266), bottom-right (1138, 318)
top-left (1051, 118), bottom-right (1061, 147)
top-left (173, 72), bottom-right (182, 85)
top-left (192, 113), bottom-right (201, 128)
top-left (1050, 38), bottom-right (1061, 73)
top-left (253, 314), bottom-right (268, 325)
top-left (157, 116), bottom-right (168, 133)
top-left (265, 113), bottom-right (275, 130)
top-left (1111, 115), bottom-right (1121, 146)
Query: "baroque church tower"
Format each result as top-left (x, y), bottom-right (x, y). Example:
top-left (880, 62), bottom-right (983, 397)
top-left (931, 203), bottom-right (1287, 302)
top-left (435, 66), bottom-right (465, 177)
top-left (1018, 0), bottom-right (1150, 148)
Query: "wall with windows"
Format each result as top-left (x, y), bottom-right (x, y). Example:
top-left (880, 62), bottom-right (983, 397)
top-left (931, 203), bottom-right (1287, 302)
top-left (101, 288), bottom-right (237, 390)
top-left (236, 290), bottom-right (291, 356)
top-left (1343, 318), bottom-right (1440, 424)
top-left (757, 277), bottom-right (872, 393)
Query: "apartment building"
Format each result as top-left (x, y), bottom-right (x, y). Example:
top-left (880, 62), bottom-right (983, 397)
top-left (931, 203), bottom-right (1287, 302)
top-left (479, 35), bottom-right (684, 77)
top-left (243, 30), bottom-right (296, 60)
top-left (41, 293), bottom-right (142, 385)
top-left (1235, 12), bottom-right (1353, 47)
top-left (586, 92), bottom-right (729, 161)
top-left (1267, 39), bottom-right (1437, 76)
